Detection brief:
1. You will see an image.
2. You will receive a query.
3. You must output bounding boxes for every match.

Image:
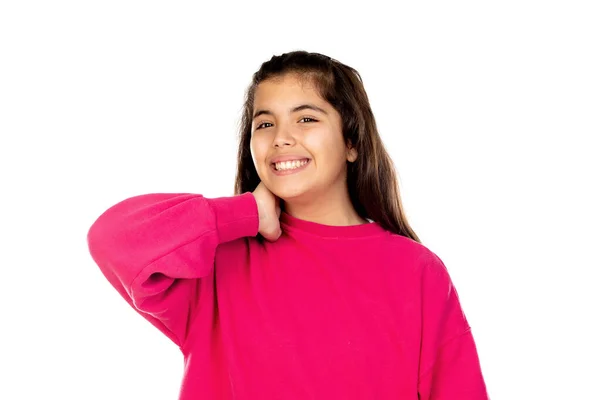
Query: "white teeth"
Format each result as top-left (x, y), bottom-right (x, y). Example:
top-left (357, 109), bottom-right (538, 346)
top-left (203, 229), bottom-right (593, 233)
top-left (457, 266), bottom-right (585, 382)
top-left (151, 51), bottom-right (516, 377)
top-left (274, 159), bottom-right (309, 171)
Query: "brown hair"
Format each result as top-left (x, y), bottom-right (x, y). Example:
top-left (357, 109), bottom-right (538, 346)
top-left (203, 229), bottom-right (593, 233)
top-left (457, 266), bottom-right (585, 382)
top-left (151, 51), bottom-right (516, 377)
top-left (234, 50), bottom-right (420, 243)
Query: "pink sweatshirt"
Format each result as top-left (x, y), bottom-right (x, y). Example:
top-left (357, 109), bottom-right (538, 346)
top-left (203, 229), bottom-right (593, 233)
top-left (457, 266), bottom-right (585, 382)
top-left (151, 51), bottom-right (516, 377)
top-left (87, 192), bottom-right (488, 399)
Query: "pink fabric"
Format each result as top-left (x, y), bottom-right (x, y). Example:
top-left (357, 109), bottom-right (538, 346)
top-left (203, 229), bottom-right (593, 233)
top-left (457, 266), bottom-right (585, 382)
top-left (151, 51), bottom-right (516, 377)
top-left (87, 192), bottom-right (488, 399)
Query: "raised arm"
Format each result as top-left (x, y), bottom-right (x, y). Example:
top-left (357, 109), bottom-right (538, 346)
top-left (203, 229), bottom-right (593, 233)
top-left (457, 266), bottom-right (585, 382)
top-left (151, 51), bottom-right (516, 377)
top-left (86, 192), bottom-right (258, 348)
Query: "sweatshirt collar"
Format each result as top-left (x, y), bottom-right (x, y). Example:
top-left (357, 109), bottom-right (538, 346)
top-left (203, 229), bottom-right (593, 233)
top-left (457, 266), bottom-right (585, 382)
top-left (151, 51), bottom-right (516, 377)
top-left (279, 211), bottom-right (388, 239)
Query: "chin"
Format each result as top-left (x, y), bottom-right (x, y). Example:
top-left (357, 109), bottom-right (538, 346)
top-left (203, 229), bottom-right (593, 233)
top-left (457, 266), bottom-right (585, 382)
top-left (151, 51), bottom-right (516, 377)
top-left (269, 182), bottom-right (313, 202)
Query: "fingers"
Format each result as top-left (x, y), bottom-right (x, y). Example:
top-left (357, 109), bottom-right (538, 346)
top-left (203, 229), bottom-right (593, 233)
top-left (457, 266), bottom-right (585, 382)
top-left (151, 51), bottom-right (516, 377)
top-left (264, 227), bottom-right (282, 242)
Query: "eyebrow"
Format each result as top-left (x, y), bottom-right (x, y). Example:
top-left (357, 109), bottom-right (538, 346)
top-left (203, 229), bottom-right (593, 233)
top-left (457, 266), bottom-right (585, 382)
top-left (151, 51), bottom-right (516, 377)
top-left (252, 104), bottom-right (328, 120)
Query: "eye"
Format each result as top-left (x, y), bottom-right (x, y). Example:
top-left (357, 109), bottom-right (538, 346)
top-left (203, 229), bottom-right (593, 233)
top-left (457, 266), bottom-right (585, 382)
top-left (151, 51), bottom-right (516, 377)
top-left (299, 117), bottom-right (317, 123)
top-left (256, 122), bottom-right (273, 130)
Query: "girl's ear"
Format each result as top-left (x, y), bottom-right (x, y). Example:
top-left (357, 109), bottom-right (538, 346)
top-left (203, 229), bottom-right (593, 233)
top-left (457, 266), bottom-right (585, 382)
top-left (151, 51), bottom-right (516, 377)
top-left (346, 140), bottom-right (358, 162)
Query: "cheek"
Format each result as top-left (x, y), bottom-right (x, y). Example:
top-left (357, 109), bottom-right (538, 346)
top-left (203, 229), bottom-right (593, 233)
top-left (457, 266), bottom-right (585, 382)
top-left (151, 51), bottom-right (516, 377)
top-left (250, 136), bottom-right (268, 172)
top-left (249, 139), bottom-right (258, 171)
top-left (250, 137), bottom-right (260, 160)
top-left (304, 129), bottom-right (347, 164)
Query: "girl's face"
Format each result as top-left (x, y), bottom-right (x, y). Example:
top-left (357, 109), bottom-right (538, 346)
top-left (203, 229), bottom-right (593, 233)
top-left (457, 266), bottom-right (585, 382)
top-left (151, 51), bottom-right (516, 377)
top-left (250, 74), bottom-right (357, 202)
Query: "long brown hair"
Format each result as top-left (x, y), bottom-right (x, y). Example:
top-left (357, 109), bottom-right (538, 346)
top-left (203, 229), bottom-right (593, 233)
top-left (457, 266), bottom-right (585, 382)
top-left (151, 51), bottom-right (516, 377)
top-left (234, 50), bottom-right (420, 243)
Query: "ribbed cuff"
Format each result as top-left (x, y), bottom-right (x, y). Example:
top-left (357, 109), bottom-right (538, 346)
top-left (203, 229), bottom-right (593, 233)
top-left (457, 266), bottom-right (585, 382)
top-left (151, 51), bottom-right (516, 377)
top-left (207, 192), bottom-right (259, 244)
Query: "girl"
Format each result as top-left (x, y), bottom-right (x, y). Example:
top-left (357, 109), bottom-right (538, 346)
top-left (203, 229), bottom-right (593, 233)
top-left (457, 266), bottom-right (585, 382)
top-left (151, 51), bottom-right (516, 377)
top-left (87, 50), bottom-right (488, 399)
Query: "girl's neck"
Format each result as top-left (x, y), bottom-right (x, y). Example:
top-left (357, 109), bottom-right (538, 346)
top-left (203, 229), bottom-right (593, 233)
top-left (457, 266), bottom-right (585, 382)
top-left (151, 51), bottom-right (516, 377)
top-left (282, 190), bottom-right (368, 227)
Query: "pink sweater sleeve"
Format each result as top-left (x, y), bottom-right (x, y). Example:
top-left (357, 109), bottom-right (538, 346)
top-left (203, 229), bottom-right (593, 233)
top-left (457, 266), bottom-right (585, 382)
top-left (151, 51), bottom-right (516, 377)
top-left (417, 251), bottom-right (488, 399)
top-left (86, 192), bottom-right (259, 348)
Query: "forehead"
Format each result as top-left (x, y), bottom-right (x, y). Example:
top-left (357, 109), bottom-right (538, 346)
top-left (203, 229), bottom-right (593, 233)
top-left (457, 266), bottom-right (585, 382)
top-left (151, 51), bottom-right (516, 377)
top-left (254, 74), bottom-right (323, 106)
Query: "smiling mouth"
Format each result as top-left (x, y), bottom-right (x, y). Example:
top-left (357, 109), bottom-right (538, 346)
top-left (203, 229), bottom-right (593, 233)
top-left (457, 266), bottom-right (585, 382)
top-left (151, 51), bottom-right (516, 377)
top-left (272, 158), bottom-right (311, 171)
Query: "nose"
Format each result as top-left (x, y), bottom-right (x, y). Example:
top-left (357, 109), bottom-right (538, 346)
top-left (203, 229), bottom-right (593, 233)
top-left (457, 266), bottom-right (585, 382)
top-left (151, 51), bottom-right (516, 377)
top-left (272, 125), bottom-right (295, 148)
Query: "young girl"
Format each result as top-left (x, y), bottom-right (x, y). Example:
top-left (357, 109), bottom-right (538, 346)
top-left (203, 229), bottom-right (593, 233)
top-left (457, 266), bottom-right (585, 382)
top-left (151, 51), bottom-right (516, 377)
top-left (87, 50), bottom-right (488, 399)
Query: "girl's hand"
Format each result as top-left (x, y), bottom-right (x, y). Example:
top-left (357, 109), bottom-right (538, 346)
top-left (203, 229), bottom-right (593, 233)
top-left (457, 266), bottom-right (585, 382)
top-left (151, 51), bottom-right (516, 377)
top-left (252, 182), bottom-right (282, 241)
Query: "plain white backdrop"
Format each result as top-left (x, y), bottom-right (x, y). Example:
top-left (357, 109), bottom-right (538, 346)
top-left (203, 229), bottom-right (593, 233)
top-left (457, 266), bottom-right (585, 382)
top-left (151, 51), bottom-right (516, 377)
top-left (1, 1), bottom-right (598, 399)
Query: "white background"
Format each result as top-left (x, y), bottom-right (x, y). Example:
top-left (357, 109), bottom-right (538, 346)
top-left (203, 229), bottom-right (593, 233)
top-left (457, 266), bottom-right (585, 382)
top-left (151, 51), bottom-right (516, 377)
top-left (1, 1), bottom-right (598, 399)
